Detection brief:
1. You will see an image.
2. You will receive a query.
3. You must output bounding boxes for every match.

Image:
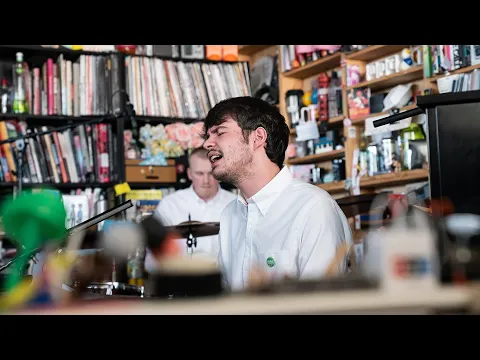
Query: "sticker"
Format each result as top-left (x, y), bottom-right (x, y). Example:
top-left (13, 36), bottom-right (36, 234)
top-left (343, 117), bottom-right (352, 127)
top-left (114, 182), bottom-right (131, 196)
top-left (266, 257), bottom-right (275, 268)
top-left (348, 126), bottom-right (357, 139)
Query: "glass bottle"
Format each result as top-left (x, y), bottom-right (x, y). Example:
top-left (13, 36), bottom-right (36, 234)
top-left (0, 78), bottom-right (10, 113)
top-left (12, 52), bottom-right (27, 114)
top-left (127, 245), bottom-right (146, 287)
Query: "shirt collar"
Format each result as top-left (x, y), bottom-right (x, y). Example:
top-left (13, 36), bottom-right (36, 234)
top-left (237, 166), bottom-right (292, 216)
top-left (189, 185), bottom-right (222, 205)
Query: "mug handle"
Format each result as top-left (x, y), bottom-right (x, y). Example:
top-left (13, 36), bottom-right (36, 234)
top-left (300, 107), bottom-right (310, 123)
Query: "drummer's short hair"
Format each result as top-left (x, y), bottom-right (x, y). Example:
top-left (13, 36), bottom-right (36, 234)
top-left (188, 147), bottom-right (208, 164)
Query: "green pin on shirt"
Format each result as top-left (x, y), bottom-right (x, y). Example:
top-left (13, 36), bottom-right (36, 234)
top-left (266, 257), bottom-right (275, 267)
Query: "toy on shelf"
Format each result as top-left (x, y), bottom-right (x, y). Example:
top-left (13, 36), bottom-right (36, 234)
top-left (400, 48), bottom-right (414, 71)
top-left (116, 45), bottom-right (137, 54)
top-left (294, 45), bottom-right (342, 67)
top-left (317, 73), bottom-right (330, 122)
top-left (0, 191), bottom-right (68, 309)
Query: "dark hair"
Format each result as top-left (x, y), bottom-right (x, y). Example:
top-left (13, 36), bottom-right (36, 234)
top-left (203, 96), bottom-right (290, 168)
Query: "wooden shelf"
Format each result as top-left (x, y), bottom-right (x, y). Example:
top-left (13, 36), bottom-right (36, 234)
top-left (346, 45), bottom-right (410, 62)
top-left (317, 181), bottom-right (346, 193)
top-left (427, 63), bottom-right (480, 82)
top-left (0, 112), bottom-right (110, 123)
top-left (0, 182), bottom-right (113, 189)
top-left (347, 65), bottom-right (424, 92)
top-left (360, 169), bottom-right (429, 189)
top-left (283, 52), bottom-right (343, 79)
top-left (313, 169), bottom-right (428, 194)
top-left (351, 104), bottom-right (417, 125)
top-left (134, 115), bottom-right (202, 125)
top-left (313, 169), bottom-right (429, 194)
top-left (289, 115), bottom-right (345, 135)
top-left (238, 45), bottom-right (272, 56)
top-left (328, 115), bottom-right (345, 124)
top-left (286, 149), bottom-right (345, 165)
top-left (0, 45), bottom-right (114, 59)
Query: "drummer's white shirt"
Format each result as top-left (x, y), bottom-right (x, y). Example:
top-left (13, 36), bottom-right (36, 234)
top-left (217, 166), bottom-right (353, 292)
top-left (145, 185), bottom-right (236, 269)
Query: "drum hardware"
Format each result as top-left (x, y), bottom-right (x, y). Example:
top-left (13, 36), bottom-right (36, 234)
top-left (84, 281), bottom-right (144, 298)
top-left (165, 217), bottom-right (220, 256)
top-left (186, 214), bottom-right (196, 256)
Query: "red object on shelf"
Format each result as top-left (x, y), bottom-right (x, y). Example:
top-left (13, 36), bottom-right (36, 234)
top-left (317, 73), bottom-right (330, 122)
top-left (116, 45), bottom-right (137, 54)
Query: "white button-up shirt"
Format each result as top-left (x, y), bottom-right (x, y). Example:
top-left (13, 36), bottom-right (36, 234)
top-left (217, 166), bottom-right (353, 292)
top-left (150, 185), bottom-right (236, 261)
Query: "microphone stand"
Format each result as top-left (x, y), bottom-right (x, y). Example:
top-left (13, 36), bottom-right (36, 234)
top-left (0, 114), bottom-right (119, 196)
top-left (123, 92), bottom-right (144, 154)
top-left (372, 107), bottom-right (425, 128)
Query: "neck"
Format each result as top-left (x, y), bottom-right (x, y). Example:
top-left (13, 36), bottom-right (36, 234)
top-left (237, 161), bottom-right (281, 200)
top-left (194, 184), bottom-right (218, 202)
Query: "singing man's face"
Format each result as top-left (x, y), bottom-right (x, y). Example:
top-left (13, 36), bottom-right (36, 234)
top-left (202, 118), bottom-right (254, 185)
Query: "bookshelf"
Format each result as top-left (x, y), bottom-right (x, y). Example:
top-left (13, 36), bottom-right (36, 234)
top-left (237, 45), bottom-right (467, 204)
top-left (0, 45), bottom-right (251, 216)
top-left (0, 45), bottom-right (470, 214)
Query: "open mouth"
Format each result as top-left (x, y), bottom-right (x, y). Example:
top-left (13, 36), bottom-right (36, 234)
top-left (209, 154), bottom-right (223, 164)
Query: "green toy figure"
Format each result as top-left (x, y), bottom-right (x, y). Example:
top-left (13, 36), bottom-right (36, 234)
top-left (1, 191), bottom-right (67, 292)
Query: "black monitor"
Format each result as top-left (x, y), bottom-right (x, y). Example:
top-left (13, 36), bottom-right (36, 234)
top-left (419, 91), bottom-right (480, 283)
top-left (417, 90), bottom-right (480, 218)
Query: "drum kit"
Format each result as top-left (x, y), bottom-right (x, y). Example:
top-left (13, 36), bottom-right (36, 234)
top-left (58, 219), bottom-right (223, 301)
top-left (0, 194), bottom-right (224, 309)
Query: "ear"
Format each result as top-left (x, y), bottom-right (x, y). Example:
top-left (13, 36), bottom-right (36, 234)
top-left (253, 127), bottom-right (268, 150)
top-left (187, 167), bottom-right (192, 181)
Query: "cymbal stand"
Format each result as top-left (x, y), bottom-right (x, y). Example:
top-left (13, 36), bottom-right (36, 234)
top-left (185, 214), bottom-right (197, 257)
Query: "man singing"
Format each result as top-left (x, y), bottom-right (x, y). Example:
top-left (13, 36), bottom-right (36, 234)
top-left (202, 96), bottom-right (352, 291)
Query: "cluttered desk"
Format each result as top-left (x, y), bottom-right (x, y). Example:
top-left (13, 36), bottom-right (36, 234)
top-left (3, 90), bottom-right (480, 315)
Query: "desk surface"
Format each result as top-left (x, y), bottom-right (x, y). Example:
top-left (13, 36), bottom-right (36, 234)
top-left (13, 286), bottom-right (472, 315)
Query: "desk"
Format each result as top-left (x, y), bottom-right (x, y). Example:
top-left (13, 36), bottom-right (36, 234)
top-left (14, 286), bottom-right (472, 315)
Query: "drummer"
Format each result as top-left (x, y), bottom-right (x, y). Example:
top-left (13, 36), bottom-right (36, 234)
top-left (145, 147), bottom-right (236, 269)
top-left (202, 96), bottom-right (353, 292)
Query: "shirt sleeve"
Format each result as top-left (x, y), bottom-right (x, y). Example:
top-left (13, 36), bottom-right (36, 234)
top-left (217, 230), bottom-right (230, 291)
top-left (297, 199), bottom-right (352, 280)
top-left (216, 206), bottom-right (231, 291)
top-left (153, 198), bottom-right (174, 226)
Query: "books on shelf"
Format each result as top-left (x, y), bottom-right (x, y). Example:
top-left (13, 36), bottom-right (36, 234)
top-left (23, 53), bottom-right (115, 117)
top-left (125, 56), bottom-right (251, 119)
top-left (424, 45), bottom-right (479, 78)
top-left (436, 69), bottom-right (480, 93)
top-left (0, 119), bottom-right (116, 185)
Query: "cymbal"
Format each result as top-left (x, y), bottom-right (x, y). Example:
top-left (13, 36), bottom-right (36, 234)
top-left (166, 221), bottom-right (220, 238)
